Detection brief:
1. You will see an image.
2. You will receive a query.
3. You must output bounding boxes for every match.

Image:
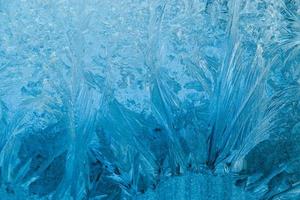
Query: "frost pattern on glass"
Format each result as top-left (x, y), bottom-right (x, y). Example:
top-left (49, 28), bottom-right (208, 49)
top-left (0, 0), bottom-right (300, 199)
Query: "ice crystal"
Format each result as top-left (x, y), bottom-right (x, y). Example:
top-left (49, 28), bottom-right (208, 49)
top-left (0, 0), bottom-right (300, 199)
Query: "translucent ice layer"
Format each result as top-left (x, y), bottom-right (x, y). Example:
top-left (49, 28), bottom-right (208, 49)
top-left (0, 0), bottom-right (300, 199)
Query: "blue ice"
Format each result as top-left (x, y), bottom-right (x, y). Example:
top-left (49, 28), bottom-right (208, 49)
top-left (0, 0), bottom-right (300, 199)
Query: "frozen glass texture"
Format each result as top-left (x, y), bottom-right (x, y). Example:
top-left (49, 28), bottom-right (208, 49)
top-left (0, 0), bottom-right (300, 199)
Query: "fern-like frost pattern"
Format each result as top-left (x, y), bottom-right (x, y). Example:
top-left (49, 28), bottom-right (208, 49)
top-left (0, 0), bottom-right (300, 199)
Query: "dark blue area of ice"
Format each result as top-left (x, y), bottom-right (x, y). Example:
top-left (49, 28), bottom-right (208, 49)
top-left (0, 0), bottom-right (300, 199)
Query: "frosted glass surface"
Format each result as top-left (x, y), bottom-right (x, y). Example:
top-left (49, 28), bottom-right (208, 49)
top-left (0, 0), bottom-right (300, 199)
